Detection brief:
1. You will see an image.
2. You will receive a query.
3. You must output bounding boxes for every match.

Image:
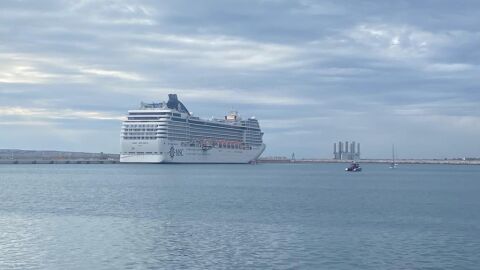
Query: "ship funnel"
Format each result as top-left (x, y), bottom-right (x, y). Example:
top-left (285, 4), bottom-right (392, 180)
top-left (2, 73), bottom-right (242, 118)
top-left (167, 94), bottom-right (190, 114)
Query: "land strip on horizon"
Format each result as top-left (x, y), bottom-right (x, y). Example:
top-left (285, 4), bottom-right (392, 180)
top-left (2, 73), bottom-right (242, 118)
top-left (1, 149), bottom-right (479, 165)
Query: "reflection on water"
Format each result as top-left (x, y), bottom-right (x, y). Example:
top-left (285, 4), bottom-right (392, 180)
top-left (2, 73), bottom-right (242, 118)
top-left (1, 164), bottom-right (479, 269)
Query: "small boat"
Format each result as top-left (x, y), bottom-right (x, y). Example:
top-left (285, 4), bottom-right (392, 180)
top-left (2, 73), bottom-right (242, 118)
top-left (345, 162), bottom-right (362, 172)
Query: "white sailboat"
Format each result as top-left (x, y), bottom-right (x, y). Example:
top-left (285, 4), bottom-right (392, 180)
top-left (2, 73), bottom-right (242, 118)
top-left (389, 144), bottom-right (397, 169)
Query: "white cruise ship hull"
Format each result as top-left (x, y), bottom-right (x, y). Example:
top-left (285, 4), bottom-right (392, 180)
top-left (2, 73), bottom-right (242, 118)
top-left (121, 94), bottom-right (266, 164)
top-left (120, 139), bottom-right (265, 164)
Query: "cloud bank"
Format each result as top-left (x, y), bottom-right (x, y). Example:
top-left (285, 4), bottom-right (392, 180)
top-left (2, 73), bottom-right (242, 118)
top-left (1, 0), bottom-right (479, 158)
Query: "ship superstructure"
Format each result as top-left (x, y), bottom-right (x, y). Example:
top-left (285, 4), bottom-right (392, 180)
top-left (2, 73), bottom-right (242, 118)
top-left (120, 94), bottom-right (265, 163)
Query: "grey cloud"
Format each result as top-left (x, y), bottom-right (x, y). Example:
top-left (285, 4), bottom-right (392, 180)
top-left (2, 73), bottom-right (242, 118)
top-left (1, 0), bottom-right (479, 157)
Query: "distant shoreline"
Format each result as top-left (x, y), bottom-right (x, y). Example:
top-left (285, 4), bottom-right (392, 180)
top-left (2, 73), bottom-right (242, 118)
top-left (258, 159), bottom-right (480, 165)
top-left (0, 159), bottom-right (118, 164)
top-left (1, 149), bottom-right (479, 165)
top-left (0, 149), bottom-right (119, 164)
top-left (1, 159), bottom-right (479, 165)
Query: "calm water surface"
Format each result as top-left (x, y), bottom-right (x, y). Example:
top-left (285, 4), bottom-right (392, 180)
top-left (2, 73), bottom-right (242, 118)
top-left (0, 163), bottom-right (479, 269)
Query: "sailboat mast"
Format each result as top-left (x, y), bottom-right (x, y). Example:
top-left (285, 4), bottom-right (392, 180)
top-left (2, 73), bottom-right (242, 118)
top-left (392, 144), bottom-right (395, 164)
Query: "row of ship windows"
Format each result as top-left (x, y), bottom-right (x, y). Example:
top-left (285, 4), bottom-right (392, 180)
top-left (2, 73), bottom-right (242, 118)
top-left (188, 127), bottom-right (243, 135)
top-left (188, 123), bottom-right (245, 131)
top-left (129, 112), bottom-right (181, 117)
top-left (129, 112), bottom-right (172, 115)
top-left (122, 133), bottom-right (167, 136)
top-left (122, 144), bottom-right (253, 151)
top-left (123, 137), bottom-right (163, 140)
top-left (165, 131), bottom-right (244, 139)
top-left (128, 116), bottom-right (168, 119)
top-left (168, 136), bottom-right (255, 145)
top-left (190, 133), bottom-right (243, 139)
top-left (123, 123), bottom-right (261, 133)
top-left (166, 135), bottom-right (256, 142)
top-left (165, 136), bottom-right (245, 142)
top-left (123, 129), bottom-right (157, 132)
top-left (123, 124), bottom-right (158, 128)
top-left (123, 130), bottom-right (247, 139)
top-left (126, 119), bottom-right (257, 131)
top-left (190, 130), bottom-right (243, 136)
top-left (218, 144), bottom-right (251, 149)
top-left (191, 137), bottom-right (243, 142)
top-left (178, 142), bottom-right (251, 150)
top-left (188, 120), bottom-right (246, 130)
top-left (163, 126), bottom-right (244, 134)
top-left (122, 137), bottom-right (263, 146)
top-left (122, 125), bottom-right (183, 131)
top-left (122, 128), bottom-right (257, 138)
top-left (123, 132), bottom-right (248, 141)
top-left (122, 136), bottom-right (262, 141)
top-left (123, 123), bottom-right (255, 132)
top-left (122, 126), bottom-right (261, 139)
top-left (166, 123), bottom-right (246, 133)
top-left (124, 133), bottom-right (157, 136)
top-left (123, 133), bottom-right (261, 141)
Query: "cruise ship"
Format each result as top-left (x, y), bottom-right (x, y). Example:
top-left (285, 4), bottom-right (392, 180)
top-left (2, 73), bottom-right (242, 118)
top-left (120, 94), bottom-right (266, 163)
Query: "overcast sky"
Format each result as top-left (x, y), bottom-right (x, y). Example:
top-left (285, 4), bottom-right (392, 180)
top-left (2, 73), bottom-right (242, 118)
top-left (1, 0), bottom-right (479, 158)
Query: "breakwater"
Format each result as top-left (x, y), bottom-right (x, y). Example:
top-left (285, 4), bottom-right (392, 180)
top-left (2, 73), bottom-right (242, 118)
top-left (0, 159), bottom-right (118, 164)
top-left (0, 149), bottom-right (119, 164)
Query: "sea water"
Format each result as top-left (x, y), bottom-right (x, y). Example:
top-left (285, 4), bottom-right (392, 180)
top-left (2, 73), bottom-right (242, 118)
top-left (0, 163), bottom-right (479, 269)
